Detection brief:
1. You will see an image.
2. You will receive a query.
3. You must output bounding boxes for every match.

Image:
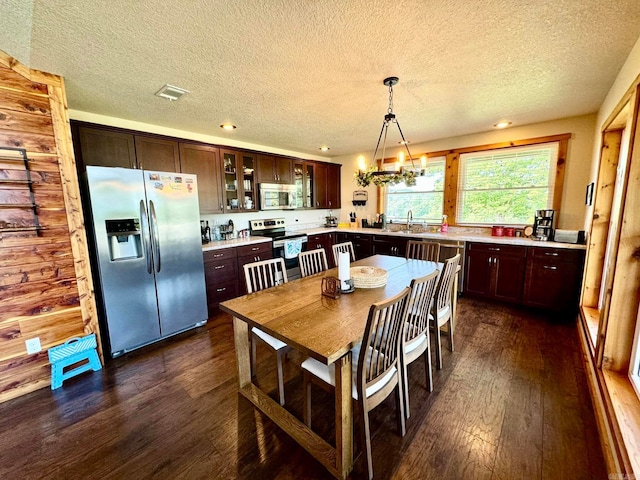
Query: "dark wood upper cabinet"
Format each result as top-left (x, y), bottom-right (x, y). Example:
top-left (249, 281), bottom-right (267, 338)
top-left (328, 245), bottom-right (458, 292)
top-left (179, 143), bottom-right (223, 214)
top-left (327, 163), bottom-right (341, 209)
top-left (312, 162), bottom-right (341, 208)
top-left (134, 136), bottom-right (180, 172)
top-left (256, 154), bottom-right (293, 184)
top-left (77, 126), bottom-right (136, 170)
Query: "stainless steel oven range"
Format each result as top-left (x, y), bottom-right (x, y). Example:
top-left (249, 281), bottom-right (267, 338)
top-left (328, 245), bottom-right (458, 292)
top-left (249, 218), bottom-right (308, 280)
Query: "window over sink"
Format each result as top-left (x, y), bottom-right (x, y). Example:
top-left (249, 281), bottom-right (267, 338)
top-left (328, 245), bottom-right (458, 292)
top-left (384, 156), bottom-right (445, 223)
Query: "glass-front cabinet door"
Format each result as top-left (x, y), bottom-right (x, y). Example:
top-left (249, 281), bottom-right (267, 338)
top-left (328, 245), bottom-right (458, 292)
top-left (305, 163), bottom-right (314, 208)
top-left (294, 161), bottom-right (305, 208)
top-left (221, 149), bottom-right (257, 212)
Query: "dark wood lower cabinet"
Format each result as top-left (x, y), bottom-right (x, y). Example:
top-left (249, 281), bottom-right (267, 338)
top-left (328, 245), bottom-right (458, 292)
top-left (307, 232), bottom-right (335, 267)
top-left (523, 247), bottom-right (585, 311)
top-left (203, 247), bottom-right (238, 316)
top-left (336, 232), bottom-right (372, 260)
top-left (236, 242), bottom-right (273, 295)
top-left (465, 241), bottom-right (585, 312)
top-left (203, 241), bottom-right (274, 314)
top-left (372, 235), bottom-right (408, 257)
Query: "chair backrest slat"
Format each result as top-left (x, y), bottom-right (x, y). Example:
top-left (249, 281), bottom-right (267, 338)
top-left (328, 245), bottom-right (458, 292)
top-left (406, 240), bottom-right (440, 262)
top-left (332, 242), bottom-right (355, 265)
top-left (358, 287), bottom-right (410, 389)
top-left (433, 254), bottom-right (461, 313)
top-left (404, 269), bottom-right (440, 344)
top-left (299, 248), bottom-right (328, 277)
top-left (243, 258), bottom-right (288, 293)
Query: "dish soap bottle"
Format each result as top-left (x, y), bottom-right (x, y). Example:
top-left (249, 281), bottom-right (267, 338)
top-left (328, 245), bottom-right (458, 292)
top-left (441, 215), bottom-right (449, 233)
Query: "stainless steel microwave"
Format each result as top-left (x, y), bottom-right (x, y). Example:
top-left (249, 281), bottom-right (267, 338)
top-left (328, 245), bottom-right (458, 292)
top-left (259, 183), bottom-right (297, 210)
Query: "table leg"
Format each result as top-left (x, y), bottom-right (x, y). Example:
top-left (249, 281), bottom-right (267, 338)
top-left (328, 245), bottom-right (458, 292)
top-left (334, 352), bottom-right (353, 478)
top-left (233, 316), bottom-right (251, 388)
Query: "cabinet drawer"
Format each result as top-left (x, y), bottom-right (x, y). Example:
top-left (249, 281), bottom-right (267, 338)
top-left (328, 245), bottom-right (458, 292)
top-left (204, 247), bottom-right (237, 263)
top-left (206, 278), bottom-right (239, 304)
top-left (528, 247), bottom-right (584, 263)
top-left (308, 233), bottom-right (329, 243)
top-left (467, 242), bottom-right (526, 257)
top-left (237, 242), bottom-right (272, 257)
top-left (204, 257), bottom-right (237, 282)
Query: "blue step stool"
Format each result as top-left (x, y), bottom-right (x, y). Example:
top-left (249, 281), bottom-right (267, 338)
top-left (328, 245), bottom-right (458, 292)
top-left (48, 334), bottom-right (102, 389)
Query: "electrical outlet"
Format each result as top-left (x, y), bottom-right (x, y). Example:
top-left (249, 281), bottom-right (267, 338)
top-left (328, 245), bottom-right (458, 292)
top-left (25, 337), bottom-right (41, 354)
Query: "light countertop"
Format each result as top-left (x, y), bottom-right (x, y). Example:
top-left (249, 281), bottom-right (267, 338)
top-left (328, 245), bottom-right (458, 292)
top-left (202, 227), bottom-right (586, 252)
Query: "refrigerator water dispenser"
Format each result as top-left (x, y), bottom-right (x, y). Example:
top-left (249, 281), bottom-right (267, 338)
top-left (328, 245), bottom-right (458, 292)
top-left (106, 219), bottom-right (142, 261)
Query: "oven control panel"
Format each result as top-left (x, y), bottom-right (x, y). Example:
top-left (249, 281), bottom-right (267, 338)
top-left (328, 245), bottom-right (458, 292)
top-left (250, 218), bottom-right (286, 232)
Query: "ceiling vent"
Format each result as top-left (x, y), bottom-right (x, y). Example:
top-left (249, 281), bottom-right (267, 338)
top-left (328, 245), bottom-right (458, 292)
top-left (155, 84), bottom-right (189, 101)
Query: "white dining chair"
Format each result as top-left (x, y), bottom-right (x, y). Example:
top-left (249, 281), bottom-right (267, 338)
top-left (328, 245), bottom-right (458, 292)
top-left (401, 270), bottom-right (440, 418)
top-left (301, 287), bottom-right (410, 480)
top-left (332, 241), bottom-right (355, 265)
top-left (405, 240), bottom-right (440, 262)
top-left (243, 257), bottom-right (290, 406)
top-left (430, 254), bottom-right (461, 369)
top-left (298, 248), bottom-right (328, 277)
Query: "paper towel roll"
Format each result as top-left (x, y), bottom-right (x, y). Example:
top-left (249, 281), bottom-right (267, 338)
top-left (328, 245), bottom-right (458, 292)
top-left (338, 251), bottom-right (350, 290)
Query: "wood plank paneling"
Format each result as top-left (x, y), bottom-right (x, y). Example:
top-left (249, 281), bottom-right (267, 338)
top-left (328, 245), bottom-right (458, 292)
top-left (0, 50), bottom-right (100, 402)
top-left (0, 87), bottom-right (51, 116)
top-left (0, 109), bottom-right (54, 136)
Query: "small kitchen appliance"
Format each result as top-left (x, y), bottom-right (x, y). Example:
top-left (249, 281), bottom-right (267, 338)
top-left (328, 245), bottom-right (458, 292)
top-left (533, 209), bottom-right (555, 241)
top-left (325, 210), bottom-right (338, 227)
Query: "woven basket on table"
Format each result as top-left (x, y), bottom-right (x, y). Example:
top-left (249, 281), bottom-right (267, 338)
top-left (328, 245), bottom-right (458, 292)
top-left (350, 266), bottom-right (388, 288)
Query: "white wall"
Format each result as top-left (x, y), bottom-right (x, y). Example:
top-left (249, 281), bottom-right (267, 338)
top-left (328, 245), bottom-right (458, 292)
top-left (333, 114), bottom-right (597, 230)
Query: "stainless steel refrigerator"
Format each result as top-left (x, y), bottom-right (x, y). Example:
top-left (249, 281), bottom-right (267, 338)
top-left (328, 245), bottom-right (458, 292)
top-left (85, 166), bottom-right (208, 357)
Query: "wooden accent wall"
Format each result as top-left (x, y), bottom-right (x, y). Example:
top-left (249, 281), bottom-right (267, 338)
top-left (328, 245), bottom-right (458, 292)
top-left (0, 51), bottom-right (99, 403)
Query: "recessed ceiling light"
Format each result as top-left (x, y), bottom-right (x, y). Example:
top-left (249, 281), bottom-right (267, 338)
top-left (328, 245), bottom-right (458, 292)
top-left (220, 124), bottom-right (237, 130)
top-left (493, 121), bottom-right (512, 129)
top-left (155, 84), bottom-right (189, 101)
top-left (398, 140), bottom-right (411, 145)
top-left (319, 146), bottom-right (330, 152)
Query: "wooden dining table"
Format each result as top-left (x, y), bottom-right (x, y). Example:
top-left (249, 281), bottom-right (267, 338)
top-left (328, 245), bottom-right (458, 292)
top-left (219, 254), bottom-right (440, 479)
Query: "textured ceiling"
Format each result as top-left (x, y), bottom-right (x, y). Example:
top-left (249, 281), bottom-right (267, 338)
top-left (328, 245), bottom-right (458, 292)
top-left (5, 0), bottom-right (640, 157)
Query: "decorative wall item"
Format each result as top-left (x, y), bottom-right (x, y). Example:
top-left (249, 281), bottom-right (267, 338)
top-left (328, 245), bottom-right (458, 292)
top-left (585, 181), bottom-right (594, 206)
top-left (352, 190), bottom-right (368, 206)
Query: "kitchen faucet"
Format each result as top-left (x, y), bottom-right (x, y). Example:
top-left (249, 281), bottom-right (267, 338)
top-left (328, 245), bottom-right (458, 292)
top-left (406, 209), bottom-right (413, 232)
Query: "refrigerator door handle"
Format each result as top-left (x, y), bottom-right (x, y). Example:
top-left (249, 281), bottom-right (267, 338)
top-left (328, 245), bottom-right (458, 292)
top-left (140, 200), bottom-right (153, 274)
top-left (149, 200), bottom-right (162, 273)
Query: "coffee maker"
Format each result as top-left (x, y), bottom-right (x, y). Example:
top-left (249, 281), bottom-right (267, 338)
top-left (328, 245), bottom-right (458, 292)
top-left (200, 220), bottom-right (211, 244)
top-left (533, 209), bottom-right (555, 241)
top-left (325, 210), bottom-right (338, 227)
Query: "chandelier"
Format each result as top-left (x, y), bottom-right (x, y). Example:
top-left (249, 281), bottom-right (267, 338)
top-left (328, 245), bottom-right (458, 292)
top-left (355, 76), bottom-right (421, 187)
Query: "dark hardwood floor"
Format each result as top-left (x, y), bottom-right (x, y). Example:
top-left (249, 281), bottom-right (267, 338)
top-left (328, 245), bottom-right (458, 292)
top-left (0, 297), bottom-right (606, 479)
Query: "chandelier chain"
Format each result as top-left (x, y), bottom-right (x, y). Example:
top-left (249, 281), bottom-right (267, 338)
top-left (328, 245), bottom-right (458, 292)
top-left (387, 82), bottom-right (394, 115)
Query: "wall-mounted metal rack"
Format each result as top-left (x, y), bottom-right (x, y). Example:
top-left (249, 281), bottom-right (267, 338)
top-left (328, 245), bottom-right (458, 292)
top-left (0, 147), bottom-right (41, 235)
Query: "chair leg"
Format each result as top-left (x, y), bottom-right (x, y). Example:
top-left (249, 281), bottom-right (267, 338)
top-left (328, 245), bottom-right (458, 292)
top-left (424, 347), bottom-right (433, 392)
top-left (303, 372), bottom-right (312, 427)
top-left (402, 358), bottom-right (411, 419)
top-left (448, 319), bottom-right (455, 352)
top-left (395, 382), bottom-right (406, 437)
top-left (360, 405), bottom-right (374, 480)
top-left (276, 350), bottom-right (285, 406)
top-left (435, 325), bottom-right (443, 370)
